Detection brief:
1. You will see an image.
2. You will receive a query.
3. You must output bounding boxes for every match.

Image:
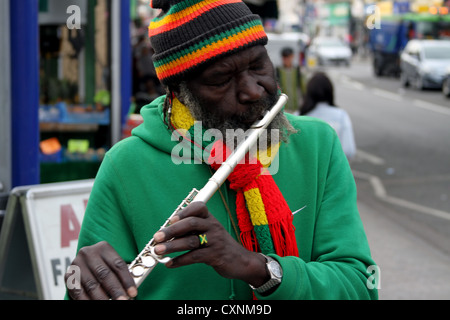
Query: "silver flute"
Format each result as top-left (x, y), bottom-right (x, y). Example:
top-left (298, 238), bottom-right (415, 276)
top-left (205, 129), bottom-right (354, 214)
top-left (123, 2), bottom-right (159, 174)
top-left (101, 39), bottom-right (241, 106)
top-left (128, 93), bottom-right (288, 288)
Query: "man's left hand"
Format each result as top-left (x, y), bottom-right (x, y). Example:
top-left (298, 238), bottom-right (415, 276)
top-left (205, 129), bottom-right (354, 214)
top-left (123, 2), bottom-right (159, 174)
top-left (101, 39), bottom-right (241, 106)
top-left (152, 201), bottom-right (269, 288)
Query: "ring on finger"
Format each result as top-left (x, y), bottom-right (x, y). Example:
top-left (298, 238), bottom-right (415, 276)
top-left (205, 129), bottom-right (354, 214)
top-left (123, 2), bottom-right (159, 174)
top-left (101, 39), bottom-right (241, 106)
top-left (198, 234), bottom-right (208, 248)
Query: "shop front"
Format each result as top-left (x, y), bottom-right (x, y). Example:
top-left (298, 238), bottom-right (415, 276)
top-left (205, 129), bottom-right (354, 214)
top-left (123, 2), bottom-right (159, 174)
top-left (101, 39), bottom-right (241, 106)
top-left (0, 0), bottom-right (134, 299)
top-left (3, 0), bottom-right (132, 189)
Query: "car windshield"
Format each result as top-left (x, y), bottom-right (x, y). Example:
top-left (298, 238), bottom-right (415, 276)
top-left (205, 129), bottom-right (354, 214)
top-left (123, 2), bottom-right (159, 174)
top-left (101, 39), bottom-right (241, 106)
top-left (423, 45), bottom-right (450, 59)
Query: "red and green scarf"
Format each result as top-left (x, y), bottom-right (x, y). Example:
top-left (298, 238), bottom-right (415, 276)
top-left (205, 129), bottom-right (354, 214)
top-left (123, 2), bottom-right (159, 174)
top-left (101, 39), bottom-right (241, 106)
top-left (170, 97), bottom-right (299, 257)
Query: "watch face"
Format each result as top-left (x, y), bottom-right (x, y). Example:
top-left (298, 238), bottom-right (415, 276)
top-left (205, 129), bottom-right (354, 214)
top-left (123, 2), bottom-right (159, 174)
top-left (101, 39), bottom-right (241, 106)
top-left (268, 261), bottom-right (282, 278)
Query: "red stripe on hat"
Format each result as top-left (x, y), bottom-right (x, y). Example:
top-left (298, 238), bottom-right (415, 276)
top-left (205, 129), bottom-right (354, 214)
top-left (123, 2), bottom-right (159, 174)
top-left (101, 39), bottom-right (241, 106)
top-left (149, 0), bottom-right (242, 37)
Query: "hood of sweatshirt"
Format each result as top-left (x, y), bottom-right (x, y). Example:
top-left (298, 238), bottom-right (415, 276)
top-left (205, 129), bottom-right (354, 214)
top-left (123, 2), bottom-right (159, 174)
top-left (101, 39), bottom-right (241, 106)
top-left (132, 95), bottom-right (178, 156)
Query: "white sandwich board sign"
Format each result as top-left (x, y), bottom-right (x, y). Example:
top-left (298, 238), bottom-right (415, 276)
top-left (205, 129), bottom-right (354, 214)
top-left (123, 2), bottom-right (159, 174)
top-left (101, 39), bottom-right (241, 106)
top-left (0, 180), bottom-right (93, 300)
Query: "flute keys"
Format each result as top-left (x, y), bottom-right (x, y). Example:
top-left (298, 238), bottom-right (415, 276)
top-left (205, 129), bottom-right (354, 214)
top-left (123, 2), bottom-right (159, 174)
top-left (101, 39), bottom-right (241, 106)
top-left (142, 255), bottom-right (156, 268)
top-left (131, 265), bottom-right (145, 277)
top-left (130, 254), bottom-right (156, 278)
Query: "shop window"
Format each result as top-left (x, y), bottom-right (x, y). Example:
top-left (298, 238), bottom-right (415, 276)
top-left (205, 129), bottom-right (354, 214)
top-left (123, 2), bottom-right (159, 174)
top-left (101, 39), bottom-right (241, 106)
top-left (39, 0), bottom-right (111, 183)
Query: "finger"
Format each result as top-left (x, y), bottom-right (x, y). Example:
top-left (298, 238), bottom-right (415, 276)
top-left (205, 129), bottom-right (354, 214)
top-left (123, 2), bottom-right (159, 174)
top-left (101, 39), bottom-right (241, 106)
top-left (79, 244), bottom-right (134, 300)
top-left (77, 246), bottom-right (118, 300)
top-left (67, 247), bottom-right (109, 300)
top-left (88, 258), bottom-right (130, 300)
top-left (168, 247), bottom-right (208, 268)
top-left (154, 234), bottom-right (202, 255)
top-left (81, 271), bottom-right (109, 300)
top-left (102, 250), bottom-right (137, 298)
top-left (154, 216), bottom-right (209, 243)
top-left (170, 201), bottom-right (209, 224)
top-left (65, 263), bottom-right (90, 300)
top-left (67, 287), bottom-right (89, 300)
top-left (65, 241), bottom-right (136, 300)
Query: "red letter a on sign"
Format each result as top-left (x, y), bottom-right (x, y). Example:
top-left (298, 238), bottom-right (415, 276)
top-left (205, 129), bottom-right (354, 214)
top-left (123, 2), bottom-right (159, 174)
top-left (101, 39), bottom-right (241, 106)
top-left (61, 205), bottom-right (81, 248)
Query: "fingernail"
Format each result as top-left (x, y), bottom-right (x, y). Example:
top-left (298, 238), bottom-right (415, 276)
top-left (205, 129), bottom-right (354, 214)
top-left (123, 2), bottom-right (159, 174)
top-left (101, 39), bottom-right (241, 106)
top-left (153, 231), bottom-right (164, 242)
top-left (127, 287), bottom-right (137, 298)
top-left (169, 215), bottom-right (180, 224)
top-left (165, 259), bottom-right (173, 267)
top-left (117, 295), bottom-right (128, 300)
top-left (154, 244), bottom-right (166, 255)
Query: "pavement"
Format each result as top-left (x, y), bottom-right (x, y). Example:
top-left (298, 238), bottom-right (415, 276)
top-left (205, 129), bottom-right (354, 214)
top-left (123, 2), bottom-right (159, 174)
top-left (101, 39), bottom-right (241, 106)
top-left (356, 175), bottom-right (450, 300)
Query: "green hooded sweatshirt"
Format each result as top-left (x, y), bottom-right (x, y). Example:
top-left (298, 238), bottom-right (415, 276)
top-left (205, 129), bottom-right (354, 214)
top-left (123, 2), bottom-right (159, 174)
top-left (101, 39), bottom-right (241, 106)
top-left (75, 96), bottom-right (378, 300)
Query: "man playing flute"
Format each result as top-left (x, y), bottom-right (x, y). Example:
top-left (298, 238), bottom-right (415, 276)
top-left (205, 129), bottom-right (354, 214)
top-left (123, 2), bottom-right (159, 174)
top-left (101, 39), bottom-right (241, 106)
top-left (65, 0), bottom-right (378, 300)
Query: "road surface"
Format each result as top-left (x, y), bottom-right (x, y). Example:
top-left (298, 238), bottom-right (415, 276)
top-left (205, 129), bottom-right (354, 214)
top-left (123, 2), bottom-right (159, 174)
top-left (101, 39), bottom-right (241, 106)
top-left (316, 59), bottom-right (450, 299)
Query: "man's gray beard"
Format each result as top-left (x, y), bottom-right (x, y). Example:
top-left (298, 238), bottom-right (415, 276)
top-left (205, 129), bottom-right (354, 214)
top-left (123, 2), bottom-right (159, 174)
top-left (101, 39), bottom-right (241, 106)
top-left (177, 82), bottom-right (296, 149)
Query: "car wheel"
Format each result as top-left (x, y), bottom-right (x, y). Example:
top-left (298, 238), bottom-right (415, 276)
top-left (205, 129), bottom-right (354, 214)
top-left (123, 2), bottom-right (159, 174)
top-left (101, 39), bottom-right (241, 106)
top-left (400, 71), bottom-right (409, 88)
top-left (443, 78), bottom-right (450, 98)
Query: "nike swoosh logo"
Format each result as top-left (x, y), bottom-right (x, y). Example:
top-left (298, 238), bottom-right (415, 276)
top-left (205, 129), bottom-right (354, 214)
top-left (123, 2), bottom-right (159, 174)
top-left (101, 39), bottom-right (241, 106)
top-left (292, 205), bottom-right (307, 215)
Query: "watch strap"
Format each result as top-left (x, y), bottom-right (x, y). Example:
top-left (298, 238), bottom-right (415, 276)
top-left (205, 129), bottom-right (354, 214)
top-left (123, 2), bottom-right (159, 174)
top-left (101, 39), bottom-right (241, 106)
top-left (249, 254), bottom-right (282, 294)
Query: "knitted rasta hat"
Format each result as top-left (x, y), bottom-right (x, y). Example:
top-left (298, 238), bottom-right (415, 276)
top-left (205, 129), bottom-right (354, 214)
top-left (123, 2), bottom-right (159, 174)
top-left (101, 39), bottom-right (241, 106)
top-left (148, 0), bottom-right (268, 86)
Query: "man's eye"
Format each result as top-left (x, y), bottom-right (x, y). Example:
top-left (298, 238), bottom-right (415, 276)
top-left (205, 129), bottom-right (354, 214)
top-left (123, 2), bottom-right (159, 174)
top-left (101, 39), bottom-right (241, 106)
top-left (250, 63), bottom-right (265, 72)
top-left (210, 80), bottom-right (230, 87)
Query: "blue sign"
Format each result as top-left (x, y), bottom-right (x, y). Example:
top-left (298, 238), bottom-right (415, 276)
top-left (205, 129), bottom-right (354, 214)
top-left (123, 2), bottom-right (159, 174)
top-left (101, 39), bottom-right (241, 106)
top-left (394, 1), bottom-right (410, 14)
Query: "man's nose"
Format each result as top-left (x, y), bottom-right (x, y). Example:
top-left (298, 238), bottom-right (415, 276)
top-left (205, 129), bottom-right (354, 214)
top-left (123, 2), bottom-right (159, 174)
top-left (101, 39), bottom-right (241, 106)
top-left (237, 73), bottom-right (264, 103)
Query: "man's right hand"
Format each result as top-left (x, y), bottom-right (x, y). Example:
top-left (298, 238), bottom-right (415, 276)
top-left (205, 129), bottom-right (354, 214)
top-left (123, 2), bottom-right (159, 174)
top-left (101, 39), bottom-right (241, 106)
top-left (65, 241), bottom-right (137, 300)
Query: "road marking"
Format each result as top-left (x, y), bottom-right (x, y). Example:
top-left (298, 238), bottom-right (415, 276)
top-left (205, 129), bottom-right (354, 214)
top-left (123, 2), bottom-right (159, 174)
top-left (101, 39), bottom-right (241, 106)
top-left (412, 99), bottom-right (450, 116)
top-left (353, 170), bottom-right (450, 221)
top-left (336, 73), bottom-right (450, 115)
top-left (351, 81), bottom-right (366, 91)
top-left (355, 149), bottom-right (386, 166)
top-left (372, 88), bottom-right (403, 102)
top-left (338, 75), bottom-right (366, 91)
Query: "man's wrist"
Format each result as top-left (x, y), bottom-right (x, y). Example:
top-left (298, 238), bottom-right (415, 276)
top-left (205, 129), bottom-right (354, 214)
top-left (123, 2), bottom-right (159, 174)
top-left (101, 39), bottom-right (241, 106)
top-left (245, 252), bottom-right (271, 288)
top-left (249, 254), bottom-right (283, 294)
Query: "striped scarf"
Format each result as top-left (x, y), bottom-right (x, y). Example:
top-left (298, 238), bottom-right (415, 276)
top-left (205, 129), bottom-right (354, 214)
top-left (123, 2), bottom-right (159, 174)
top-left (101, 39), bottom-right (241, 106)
top-left (170, 97), bottom-right (299, 257)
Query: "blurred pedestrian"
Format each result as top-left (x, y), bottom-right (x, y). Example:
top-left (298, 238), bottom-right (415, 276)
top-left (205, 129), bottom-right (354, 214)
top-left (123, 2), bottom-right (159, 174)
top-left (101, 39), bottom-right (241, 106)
top-left (276, 47), bottom-right (303, 112)
top-left (300, 72), bottom-right (356, 160)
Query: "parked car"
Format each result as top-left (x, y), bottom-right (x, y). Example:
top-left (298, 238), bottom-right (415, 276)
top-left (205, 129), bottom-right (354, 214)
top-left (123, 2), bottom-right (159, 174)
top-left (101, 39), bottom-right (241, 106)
top-left (400, 40), bottom-right (450, 90)
top-left (443, 66), bottom-right (450, 98)
top-left (306, 37), bottom-right (352, 67)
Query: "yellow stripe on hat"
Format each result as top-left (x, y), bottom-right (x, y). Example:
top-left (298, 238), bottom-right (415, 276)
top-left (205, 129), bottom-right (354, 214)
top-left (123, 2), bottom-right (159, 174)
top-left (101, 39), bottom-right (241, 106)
top-left (244, 188), bottom-right (268, 226)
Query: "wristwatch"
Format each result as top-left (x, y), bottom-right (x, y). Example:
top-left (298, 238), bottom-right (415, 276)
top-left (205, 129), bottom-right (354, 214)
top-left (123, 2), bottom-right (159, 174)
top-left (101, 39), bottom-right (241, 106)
top-left (250, 254), bottom-right (283, 294)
